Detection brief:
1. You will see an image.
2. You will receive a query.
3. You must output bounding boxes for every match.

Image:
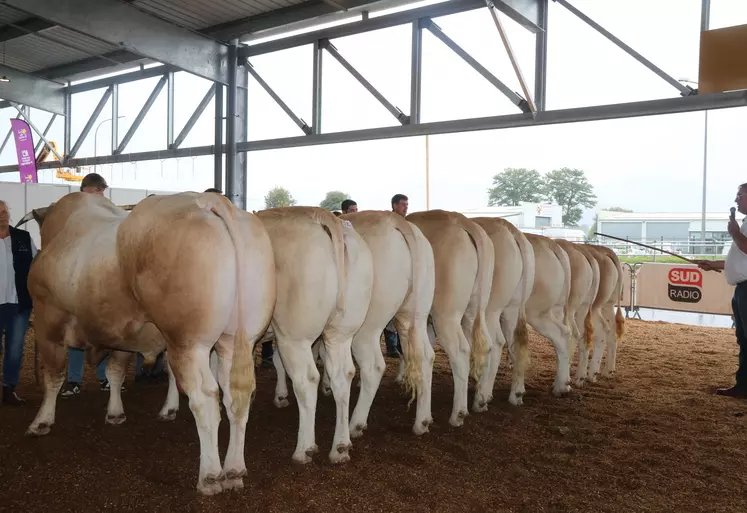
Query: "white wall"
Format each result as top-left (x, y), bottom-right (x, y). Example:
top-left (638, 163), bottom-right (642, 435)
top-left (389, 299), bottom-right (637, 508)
top-left (0, 182), bottom-right (179, 248)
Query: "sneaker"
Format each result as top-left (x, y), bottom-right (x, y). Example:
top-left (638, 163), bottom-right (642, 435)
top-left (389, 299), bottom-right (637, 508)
top-left (60, 382), bottom-right (81, 397)
top-left (99, 379), bottom-right (126, 392)
top-left (2, 385), bottom-right (25, 405)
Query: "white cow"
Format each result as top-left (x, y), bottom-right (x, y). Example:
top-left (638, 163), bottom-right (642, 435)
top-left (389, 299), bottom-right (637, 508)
top-left (26, 192), bottom-right (276, 495)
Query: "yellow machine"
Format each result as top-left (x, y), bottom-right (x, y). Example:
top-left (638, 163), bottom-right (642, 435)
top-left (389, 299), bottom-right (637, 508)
top-left (36, 141), bottom-right (88, 182)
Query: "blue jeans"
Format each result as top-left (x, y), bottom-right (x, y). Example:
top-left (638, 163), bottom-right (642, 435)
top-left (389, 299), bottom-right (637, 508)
top-left (384, 328), bottom-right (402, 355)
top-left (68, 348), bottom-right (108, 383)
top-left (135, 352), bottom-right (165, 377)
top-left (0, 303), bottom-right (31, 387)
top-left (732, 282), bottom-right (747, 390)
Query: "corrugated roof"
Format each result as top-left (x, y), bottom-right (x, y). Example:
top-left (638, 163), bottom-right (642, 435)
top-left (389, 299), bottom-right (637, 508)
top-left (0, 5), bottom-right (28, 26)
top-left (3, 32), bottom-right (98, 73)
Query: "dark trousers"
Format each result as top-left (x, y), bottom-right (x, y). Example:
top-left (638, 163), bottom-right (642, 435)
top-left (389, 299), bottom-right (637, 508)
top-left (732, 282), bottom-right (747, 389)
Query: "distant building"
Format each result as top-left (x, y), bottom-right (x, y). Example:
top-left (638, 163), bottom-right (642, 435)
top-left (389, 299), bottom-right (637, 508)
top-left (597, 210), bottom-right (733, 255)
top-left (460, 202), bottom-right (587, 242)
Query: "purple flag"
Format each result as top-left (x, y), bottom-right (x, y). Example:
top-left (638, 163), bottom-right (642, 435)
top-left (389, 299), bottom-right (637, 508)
top-left (10, 118), bottom-right (37, 183)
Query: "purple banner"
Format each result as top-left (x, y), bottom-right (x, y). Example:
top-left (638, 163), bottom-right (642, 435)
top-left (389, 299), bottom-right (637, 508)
top-left (10, 118), bottom-right (37, 183)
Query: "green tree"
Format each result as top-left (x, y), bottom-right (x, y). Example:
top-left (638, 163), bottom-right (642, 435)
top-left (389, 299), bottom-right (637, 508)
top-left (587, 206), bottom-right (633, 240)
top-left (543, 167), bottom-right (598, 227)
top-left (487, 168), bottom-right (545, 206)
top-left (319, 190), bottom-right (350, 211)
top-left (264, 186), bottom-right (297, 209)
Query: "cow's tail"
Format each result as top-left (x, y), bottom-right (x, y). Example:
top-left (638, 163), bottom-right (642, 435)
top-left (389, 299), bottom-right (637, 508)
top-left (317, 210), bottom-right (347, 316)
top-left (460, 218), bottom-right (492, 382)
top-left (613, 256), bottom-right (626, 343)
top-left (207, 194), bottom-right (253, 419)
top-left (584, 253), bottom-right (600, 353)
top-left (392, 214), bottom-right (424, 406)
top-left (512, 231), bottom-right (534, 375)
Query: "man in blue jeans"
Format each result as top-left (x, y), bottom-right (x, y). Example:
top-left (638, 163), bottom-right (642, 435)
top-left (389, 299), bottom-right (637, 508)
top-left (0, 200), bottom-right (36, 405)
top-left (60, 173), bottom-right (121, 397)
top-left (696, 182), bottom-right (747, 397)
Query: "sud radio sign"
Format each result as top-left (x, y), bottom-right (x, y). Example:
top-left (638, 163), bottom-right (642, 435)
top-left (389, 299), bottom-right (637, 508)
top-left (667, 267), bottom-right (703, 303)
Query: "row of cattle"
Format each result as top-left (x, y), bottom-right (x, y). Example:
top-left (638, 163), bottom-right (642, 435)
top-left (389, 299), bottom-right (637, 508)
top-left (20, 191), bottom-right (623, 497)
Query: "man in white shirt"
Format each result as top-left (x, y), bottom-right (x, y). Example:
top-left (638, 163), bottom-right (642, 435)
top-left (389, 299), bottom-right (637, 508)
top-left (695, 182), bottom-right (747, 397)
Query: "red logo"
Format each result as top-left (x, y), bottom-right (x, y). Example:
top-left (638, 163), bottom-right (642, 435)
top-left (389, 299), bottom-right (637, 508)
top-left (668, 268), bottom-right (702, 288)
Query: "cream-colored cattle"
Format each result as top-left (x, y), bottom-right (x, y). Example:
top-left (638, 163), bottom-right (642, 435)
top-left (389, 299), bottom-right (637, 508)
top-left (523, 233), bottom-right (573, 396)
top-left (468, 217), bottom-right (533, 407)
top-left (337, 211), bottom-right (436, 437)
top-left (255, 207), bottom-right (373, 465)
top-left (582, 244), bottom-right (625, 382)
top-left (555, 239), bottom-right (600, 387)
top-left (406, 210), bottom-right (494, 427)
top-left (26, 191), bottom-right (276, 496)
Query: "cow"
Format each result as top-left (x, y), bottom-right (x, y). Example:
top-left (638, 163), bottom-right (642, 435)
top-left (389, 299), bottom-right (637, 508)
top-left (554, 239), bottom-right (600, 387)
top-left (254, 207), bottom-right (373, 464)
top-left (25, 191), bottom-right (276, 496)
top-left (581, 244), bottom-right (625, 383)
top-left (405, 210), bottom-right (494, 427)
top-left (467, 217), bottom-right (534, 407)
top-left (522, 233), bottom-right (573, 396)
top-left (337, 210), bottom-right (436, 438)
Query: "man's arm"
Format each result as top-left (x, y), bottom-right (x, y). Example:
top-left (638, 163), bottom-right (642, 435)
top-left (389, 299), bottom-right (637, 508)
top-left (730, 220), bottom-right (747, 255)
top-left (693, 259), bottom-right (725, 271)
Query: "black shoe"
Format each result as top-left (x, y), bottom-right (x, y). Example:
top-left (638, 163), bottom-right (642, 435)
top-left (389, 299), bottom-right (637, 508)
top-left (100, 379), bottom-right (126, 392)
top-left (60, 382), bottom-right (81, 397)
top-left (2, 384), bottom-right (25, 405)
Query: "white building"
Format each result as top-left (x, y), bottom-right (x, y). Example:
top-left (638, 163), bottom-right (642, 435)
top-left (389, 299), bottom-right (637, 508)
top-left (597, 210), bottom-right (733, 255)
top-left (460, 202), bottom-right (587, 242)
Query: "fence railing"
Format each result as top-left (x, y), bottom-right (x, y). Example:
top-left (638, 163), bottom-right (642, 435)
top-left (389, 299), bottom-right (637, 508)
top-left (591, 237), bottom-right (730, 259)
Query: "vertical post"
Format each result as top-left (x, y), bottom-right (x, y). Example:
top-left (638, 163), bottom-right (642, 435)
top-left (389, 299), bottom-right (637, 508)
top-left (700, 0), bottom-right (710, 254)
top-left (235, 65), bottom-right (248, 210)
top-left (63, 93), bottom-right (71, 162)
top-left (225, 40), bottom-right (238, 205)
top-left (167, 71), bottom-right (175, 149)
top-left (214, 83), bottom-right (224, 192)
top-left (311, 40), bottom-right (323, 134)
top-left (425, 134), bottom-right (430, 210)
top-left (410, 19), bottom-right (423, 124)
top-left (534, 0), bottom-right (548, 112)
top-left (111, 83), bottom-right (119, 153)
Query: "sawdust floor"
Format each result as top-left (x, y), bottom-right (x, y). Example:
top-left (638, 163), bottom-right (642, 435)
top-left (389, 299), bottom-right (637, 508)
top-left (0, 318), bottom-right (745, 513)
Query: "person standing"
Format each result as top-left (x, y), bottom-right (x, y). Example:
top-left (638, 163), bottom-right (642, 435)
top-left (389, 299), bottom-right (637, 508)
top-left (0, 199), bottom-right (37, 405)
top-left (383, 194), bottom-right (409, 357)
top-left (696, 182), bottom-right (747, 397)
top-left (341, 199), bottom-right (358, 214)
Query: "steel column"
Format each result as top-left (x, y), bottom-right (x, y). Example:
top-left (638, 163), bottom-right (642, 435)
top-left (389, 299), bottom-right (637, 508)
top-left (322, 40), bottom-right (409, 123)
top-left (173, 85), bottom-right (217, 149)
top-left (225, 41), bottom-right (239, 204)
top-left (115, 75), bottom-right (168, 154)
top-left (700, 0), bottom-right (710, 250)
top-left (11, 104), bottom-right (63, 161)
top-left (410, 19), bottom-right (423, 124)
top-left (63, 93), bottom-right (71, 159)
top-left (111, 83), bottom-right (119, 153)
top-left (246, 62), bottom-right (311, 134)
top-left (69, 86), bottom-right (113, 159)
top-left (166, 72), bottom-right (175, 148)
top-left (553, 0), bottom-right (692, 96)
top-left (214, 84), bottom-right (224, 191)
top-left (236, 67), bottom-right (248, 210)
top-left (311, 40), bottom-right (323, 134)
top-left (423, 19), bottom-right (528, 112)
top-left (534, 0), bottom-right (548, 111)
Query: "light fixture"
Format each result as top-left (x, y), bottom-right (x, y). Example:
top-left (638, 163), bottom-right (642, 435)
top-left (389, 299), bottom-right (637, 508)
top-left (0, 76), bottom-right (10, 83)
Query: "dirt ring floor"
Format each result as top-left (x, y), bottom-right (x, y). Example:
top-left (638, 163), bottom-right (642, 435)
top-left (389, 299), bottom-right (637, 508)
top-left (0, 319), bottom-right (746, 513)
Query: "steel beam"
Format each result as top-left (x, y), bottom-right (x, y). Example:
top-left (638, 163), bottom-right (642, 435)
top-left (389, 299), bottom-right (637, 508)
top-left (701, 0), bottom-right (710, 33)
top-left (0, 65), bottom-right (65, 114)
top-left (11, 103), bottom-right (63, 161)
top-left (166, 72), bottom-right (175, 149)
top-left (311, 40), bottom-right (323, 134)
top-left (423, 19), bottom-right (528, 112)
top-left (246, 61), bottom-right (311, 134)
top-left (3, 0), bottom-right (229, 84)
top-left (410, 20), bottom-right (422, 124)
top-left (115, 75), bottom-right (167, 154)
top-left (214, 84), bottom-right (224, 191)
top-left (552, 0), bottom-right (693, 97)
top-left (534, 0), bottom-right (548, 111)
top-left (111, 84), bottom-right (119, 153)
top-left (225, 42), bottom-right (238, 204)
top-left (68, 86), bottom-right (112, 159)
top-left (34, 113), bottom-right (57, 154)
top-left (63, 93), bottom-right (71, 157)
top-left (173, 85), bottom-right (216, 149)
top-left (235, 67), bottom-right (248, 210)
top-left (322, 40), bottom-right (409, 124)
top-left (37, 50), bottom-right (144, 81)
top-left (65, 65), bottom-right (179, 96)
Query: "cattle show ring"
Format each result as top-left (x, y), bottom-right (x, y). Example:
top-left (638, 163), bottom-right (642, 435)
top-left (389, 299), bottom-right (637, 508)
top-left (1, 0), bottom-right (746, 512)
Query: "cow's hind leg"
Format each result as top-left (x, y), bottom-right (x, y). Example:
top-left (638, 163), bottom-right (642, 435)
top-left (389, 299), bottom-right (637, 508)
top-left (474, 309), bottom-right (503, 411)
top-left (27, 343), bottom-right (66, 436)
top-left (528, 310), bottom-right (572, 396)
top-left (105, 350), bottom-right (132, 425)
top-left (433, 314), bottom-right (471, 427)
top-left (169, 345), bottom-right (224, 496)
top-left (349, 326), bottom-right (386, 439)
top-left (275, 338), bottom-right (320, 464)
top-left (272, 346), bottom-right (290, 408)
top-left (214, 335), bottom-right (255, 491)
top-left (321, 333), bottom-right (355, 463)
top-left (502, 306), bottom-right (528, 405)
top-left (158, 356), bottom-right (180, 421)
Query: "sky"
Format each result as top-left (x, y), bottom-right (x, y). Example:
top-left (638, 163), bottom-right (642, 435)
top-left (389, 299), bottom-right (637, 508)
top-left (1, 0), bottom-right (746, 227)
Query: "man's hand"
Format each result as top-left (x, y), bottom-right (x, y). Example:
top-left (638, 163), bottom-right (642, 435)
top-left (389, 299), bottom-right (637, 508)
top-left (728, 218), bottom-right (740, 238)
top-left (692, 259), bottom-right (716, 271)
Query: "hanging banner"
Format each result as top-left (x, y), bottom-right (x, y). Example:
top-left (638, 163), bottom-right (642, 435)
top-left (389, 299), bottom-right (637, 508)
top-left (10, 119), bottom-right (38, 183)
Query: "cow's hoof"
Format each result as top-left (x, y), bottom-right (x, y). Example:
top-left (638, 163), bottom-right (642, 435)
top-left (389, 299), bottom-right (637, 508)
top-left (472, 399), bottom-right (488, 413)
top-left (197, 481), bottom-right (223, 496)
top-left (158, 409), bottom-right (178, 422)
top-left (274, 396), bottom-right (289, 409)
top-left (105, 413), bottom-right (126, 425)
top-left (26, 423), bottom-right (51, 436)
top-left (449, 411), bottom-right (467, 428)
top-left (222, 470), bottom-right (246, 491)
top-left (329, 444), bottom-right (352, 464)
top-left (509, 394), bottom-right (523, 406)
top-left (350, 423), bottom-right (367, 439)
top-left (413, 417), bottom-right (432, 436)
top-left (292, 452), bottom-right (313, 465)
top-left (321, 386), bottom-right (332, 397)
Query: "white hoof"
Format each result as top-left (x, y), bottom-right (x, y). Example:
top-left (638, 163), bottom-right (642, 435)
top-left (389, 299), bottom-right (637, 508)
top-left (26, 422), bottom-right (52, 436)
top-left (158, 409), bottom-right (178, 422)
top-left (274, 396), bottom-right (289, 408)
top-left (105, 413), bottom-right (127, 425)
